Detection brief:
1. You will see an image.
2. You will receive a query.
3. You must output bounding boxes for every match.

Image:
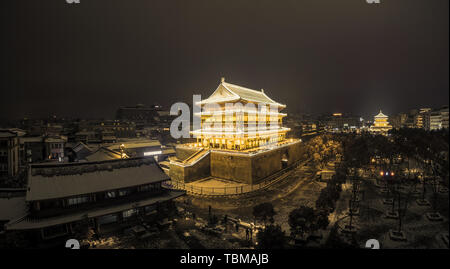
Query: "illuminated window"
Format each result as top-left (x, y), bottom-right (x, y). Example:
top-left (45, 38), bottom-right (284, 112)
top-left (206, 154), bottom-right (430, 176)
top-left (118, 189), bottom-right (132, 197)
top-left (67, 196), bottom-right (89, 206)
top-left (144, 150), bottom-right (162, 156)
top-left (105, 191), bottom-right (116, 199)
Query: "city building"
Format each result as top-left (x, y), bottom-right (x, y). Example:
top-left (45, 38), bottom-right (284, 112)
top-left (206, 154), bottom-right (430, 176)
top-left (369, 110), bottom-right (392, 134)
top-left (116, 104), bottom-right (159, 128)
top-left (390, 113), bottom-right (408, 129)
top-left (75, 120), bottom-right (136, 144)
top-left (170, 78), bottom-right (303, 185)
top-left (75, 131), bottom-right (99, 144)
top-left (0, 189), bottom-right (27, 233)
top-left (42, 124), bottom-right (63, 137)
top-left (0, 130), bottom-right (20, 180)
top-left (107, 139), bottom-right (163, 158)
top-left (440, 106), bottom-right (449, 129)
top-left (403, 109), bottom-right (419, 129)
top-left (429, 110), bottom-right (443, 130)
top-left (19, 137), bottom-right (46, 165)
top-left (18, 136), bottom-right (67, 164)
top-left (82, 147), bottom-right (124, 162)
top-left (5, 157), bottom-right (185, 241)
top-left (324, 113), bottom-right (361, 133)
top-left (414, 108), bottom-right (431, 129)
top-left (69, 142), bottom-right (93, 162)
top-left (154, 110), bottom-right (177, 129)
top-left (45, 137), bottom-right (66, 162)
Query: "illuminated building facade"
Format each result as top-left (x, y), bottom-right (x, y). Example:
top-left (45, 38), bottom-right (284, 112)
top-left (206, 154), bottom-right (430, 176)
top-left (0, 130), bottom-right (20, 179)
top-left (370, 110), bottom-right (392, 134)
top-left (191, 78), bottom-right (290, 151)
top-left (325, 113), bottom-right (361, 132)
top-left (170, 79), bottom-right (303, 185)
top-left (414, 108), bottom-right (431, 129)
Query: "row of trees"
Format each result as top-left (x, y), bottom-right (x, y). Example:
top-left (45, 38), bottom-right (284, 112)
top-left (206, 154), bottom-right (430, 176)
top-left (256, 135), bottom-right (345, 248)
top-left (337, 128), bottom-right (449, 241)
top-left (337, 128), bottom-right (449, 182)
top-left (305, 134), bottom-right (342, 170)
top-left (255, 129), bottom-right (449, 248)
top-left (251, 203), bottom-right (287, 249)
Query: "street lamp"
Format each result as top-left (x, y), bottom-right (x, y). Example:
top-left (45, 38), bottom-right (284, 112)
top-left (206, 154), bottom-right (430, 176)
top-left (120, 144), bottom-right (125, 159)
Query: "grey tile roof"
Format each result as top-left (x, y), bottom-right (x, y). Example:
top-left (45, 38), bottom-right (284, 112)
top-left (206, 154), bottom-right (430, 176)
top-left (26, 157), bottom-right (169, 201)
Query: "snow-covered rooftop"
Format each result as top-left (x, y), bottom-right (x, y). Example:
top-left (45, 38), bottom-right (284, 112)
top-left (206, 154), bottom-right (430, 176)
top-left (26, 157), bottom-right (169, 201)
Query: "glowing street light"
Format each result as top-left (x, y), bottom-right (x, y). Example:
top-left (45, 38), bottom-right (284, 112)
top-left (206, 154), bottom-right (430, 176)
top-left (120, 144), bottom-right (125, 159)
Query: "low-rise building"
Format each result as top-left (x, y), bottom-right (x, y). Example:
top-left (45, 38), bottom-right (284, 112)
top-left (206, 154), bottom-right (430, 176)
top-left (414, 108), bottom-right (431, 129)
top-left (69, 142), bottom-right (93, 162)
top-left (19, 136), bottom-right (67, 164)
top-left (5, 157), bottom-right (185, 241)
top-left (116, 104), bottom-right (159, 128)
top-left (83, 147), bottom-right (123, 162)
top-left (440, 106), bottom-right (449, 129)
top-left (0, 189), bottom-right (27, 233)
top-left (19, 137), bottom-right (46, 164)
top-left (390, 113), bottom-right (408, 129)
top-left (75, 120), bottom-right (136, 143)
top-left (429, 110), bottom-right (443, 130)
top-left (324, 113), bottom-right (361, 133)
top-left (45, 137), bottom-right (66, 162)
top-left (75, 131), bottom-right (100, 144)
top-left (0, 130), bottom-right (20, 180)
top-left (108, 139), bottom-right (163, 158)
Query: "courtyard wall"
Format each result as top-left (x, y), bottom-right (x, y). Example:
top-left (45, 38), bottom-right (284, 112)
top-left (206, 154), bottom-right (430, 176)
top-left (170, 140), bottom-right (304, 185)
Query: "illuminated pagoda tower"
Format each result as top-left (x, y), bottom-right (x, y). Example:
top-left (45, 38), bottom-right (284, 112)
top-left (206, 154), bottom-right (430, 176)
top-left (191, 77), bottom-right (290, 151)
top-left (170, 78), bottom-right (303, 185)
top-left (370, 110), bottom-right (392, 134)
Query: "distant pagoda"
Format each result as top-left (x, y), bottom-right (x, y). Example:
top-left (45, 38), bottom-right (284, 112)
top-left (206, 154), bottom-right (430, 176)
top-left (370, 110), bottom-right (392, 134)
top-left (191, 78), bottom-right (290, 151)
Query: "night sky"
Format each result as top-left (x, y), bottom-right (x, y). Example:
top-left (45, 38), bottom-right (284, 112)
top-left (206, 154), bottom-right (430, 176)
top-left (1, 0), bottom-right (448, 120)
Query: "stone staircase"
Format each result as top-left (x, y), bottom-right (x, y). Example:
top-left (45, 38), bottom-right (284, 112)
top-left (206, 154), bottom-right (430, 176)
top-left (181, 149), bottom-right (210, 166)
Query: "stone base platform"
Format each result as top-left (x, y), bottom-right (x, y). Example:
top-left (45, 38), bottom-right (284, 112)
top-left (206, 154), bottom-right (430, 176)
top-left (170, 140), bottom-right (304, 185)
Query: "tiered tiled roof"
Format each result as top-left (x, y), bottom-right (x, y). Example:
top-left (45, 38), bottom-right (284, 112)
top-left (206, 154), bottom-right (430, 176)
top-left (197, 79), bottom-right (286, 107)
top-left (26, 157), bottom-right (169, 201)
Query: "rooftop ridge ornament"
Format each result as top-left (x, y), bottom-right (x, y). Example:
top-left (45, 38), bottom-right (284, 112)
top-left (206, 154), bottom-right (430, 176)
top-left (375, 110), bottom-right (388, 118)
